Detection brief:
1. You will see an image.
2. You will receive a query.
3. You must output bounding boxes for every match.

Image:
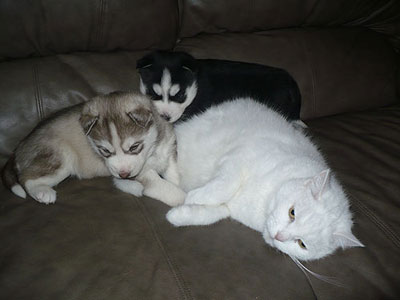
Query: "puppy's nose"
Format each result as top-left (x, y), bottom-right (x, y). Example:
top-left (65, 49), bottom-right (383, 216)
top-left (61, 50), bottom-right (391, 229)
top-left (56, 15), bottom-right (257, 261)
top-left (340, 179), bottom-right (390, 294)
top-left (161, 114), bottom-right (171, 122)
top-left (119, 171), bottom-right (130, 179)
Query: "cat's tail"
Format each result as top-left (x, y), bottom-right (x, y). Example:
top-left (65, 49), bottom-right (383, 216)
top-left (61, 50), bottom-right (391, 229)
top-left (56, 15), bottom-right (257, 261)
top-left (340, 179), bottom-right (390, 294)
top-left (1, 154), bottom-right (26, 198)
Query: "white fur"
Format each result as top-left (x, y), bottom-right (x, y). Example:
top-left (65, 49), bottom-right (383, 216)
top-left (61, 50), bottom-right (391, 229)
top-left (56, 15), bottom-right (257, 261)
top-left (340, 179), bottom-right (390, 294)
top-left (170, 84), bottom-right (180, 96)
top-left (161, 68), bottom-right (172, 101)
top-left (153, 84), bottom-right (162, 96)
top-left (167, 99), bottom-right (364, 261)
top-left (139, 78), bottom-right (147, 94)
top-left (113, 178), bottom-right (144, 196)
top-left (11, 184), bottom-right (27, 199)
top-left (141, 169), bottom-right (186, 207)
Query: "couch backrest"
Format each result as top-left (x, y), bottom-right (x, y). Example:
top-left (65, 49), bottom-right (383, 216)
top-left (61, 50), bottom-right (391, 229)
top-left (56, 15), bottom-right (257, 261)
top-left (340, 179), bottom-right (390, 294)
top-left (175, 27), bottom-right (399, 120)
top-left (178, 0), bottom-right (400, 52)
top-left (177, 0), bottom-right (400, 119)
top-left (0, 0), bottom-right (179, 60)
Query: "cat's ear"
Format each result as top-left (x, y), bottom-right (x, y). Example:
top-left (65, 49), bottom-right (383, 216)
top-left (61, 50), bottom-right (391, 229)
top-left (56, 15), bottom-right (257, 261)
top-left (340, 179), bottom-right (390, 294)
top-left (127, 108), bottom-right (153, 128)
top-left (305, 169), bottom-right (331, 200)
top-left (333, 232), bottom-right (365, 249)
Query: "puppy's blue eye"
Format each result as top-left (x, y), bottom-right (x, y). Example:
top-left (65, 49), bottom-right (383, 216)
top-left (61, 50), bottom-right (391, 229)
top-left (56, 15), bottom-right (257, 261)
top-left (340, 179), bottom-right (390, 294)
top-left (98, 147), bottom-right (111, 157)
top-left (129, 143), bottom-right (139, 152)
top-left (129, 142), bottom-right (143, 154)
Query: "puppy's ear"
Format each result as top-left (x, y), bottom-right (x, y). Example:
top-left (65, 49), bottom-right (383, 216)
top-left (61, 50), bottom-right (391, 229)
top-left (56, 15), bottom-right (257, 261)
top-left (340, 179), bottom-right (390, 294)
top-left (136, 53), bottom-right (154, 70)
top-left (80, 102), bottom-right (99, 135)
top-left (127, 108), bottom-right (153, 129)
top-left (80, 114), bottom-right (99, 136)
top-left (180, 52), bottom-right (198, 73)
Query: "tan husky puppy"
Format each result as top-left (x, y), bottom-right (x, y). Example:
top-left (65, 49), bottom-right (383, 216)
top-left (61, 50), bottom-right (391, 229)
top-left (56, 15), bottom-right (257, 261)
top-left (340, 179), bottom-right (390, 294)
top-left (2, 92), bottom-right (185, 206)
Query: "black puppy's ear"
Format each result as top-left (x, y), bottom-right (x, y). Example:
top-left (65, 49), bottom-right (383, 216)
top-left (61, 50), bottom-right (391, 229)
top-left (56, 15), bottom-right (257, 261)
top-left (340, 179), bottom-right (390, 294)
top-left (180, 53), bottom-right (198, 73)
top-left (136, 53), bottom-right (154, 70)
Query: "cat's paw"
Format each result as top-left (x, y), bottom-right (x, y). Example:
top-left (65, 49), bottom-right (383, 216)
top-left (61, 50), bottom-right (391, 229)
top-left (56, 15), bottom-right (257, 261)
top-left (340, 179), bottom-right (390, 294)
top-left (113, 178), bottom-right (144, 197)
top-left (166, 206), bottom-right (194, 227)
top-left (167, 204), bottom-right (230, 226)
top-left (29, 185), bottom-right (57, 204)
top-left (167, 189), bottom-right (186, 207)
top-left (185, 188), bottom-right (208, 205)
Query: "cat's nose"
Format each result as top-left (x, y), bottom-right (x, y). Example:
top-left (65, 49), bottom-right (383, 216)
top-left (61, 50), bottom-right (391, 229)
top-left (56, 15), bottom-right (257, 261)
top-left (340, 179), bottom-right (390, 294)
top-left (274, 232), bottom-right (287, 242)
top-left (119, 171), bottom-right (130, 179)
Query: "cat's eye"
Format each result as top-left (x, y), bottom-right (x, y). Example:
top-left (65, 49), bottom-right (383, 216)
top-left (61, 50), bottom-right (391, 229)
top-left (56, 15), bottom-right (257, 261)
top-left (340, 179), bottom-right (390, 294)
top-left (98, 147), bottom-right (111, 158)
top-left (297, 239), bottom-right (307, 249)
top-left (289, 206), bottom-right (295, 221)
top-left (129, 142), bottom-right (142, 154)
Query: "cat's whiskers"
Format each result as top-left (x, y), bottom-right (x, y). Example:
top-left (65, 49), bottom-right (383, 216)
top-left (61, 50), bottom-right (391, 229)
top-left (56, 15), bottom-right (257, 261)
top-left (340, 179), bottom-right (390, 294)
top-left (289, 256), bottom-right (346, 288)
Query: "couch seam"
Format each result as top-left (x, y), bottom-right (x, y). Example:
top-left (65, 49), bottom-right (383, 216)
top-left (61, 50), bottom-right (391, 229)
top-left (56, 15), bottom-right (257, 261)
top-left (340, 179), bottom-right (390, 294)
top-left (302, 0), bottom-right (320, 25)
top-left (32, 62), bottom-right (44, 120)
top-left (136, 198), bottom-right (194, 300)
top-left (299, 31), bottom-right (317, 117)
top-left (99, 0), bottom-right (107, 49)
top-left (176, 0), bottom-right (184, 41)
top-left (349, 192), bottom-right (400, 249)
top-left (92, 0), bottom-right (107, 50)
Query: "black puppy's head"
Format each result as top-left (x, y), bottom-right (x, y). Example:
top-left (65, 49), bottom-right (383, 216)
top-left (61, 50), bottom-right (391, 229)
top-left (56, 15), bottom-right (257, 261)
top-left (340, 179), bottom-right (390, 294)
top-left (136, 51), bottom-right (198, 123)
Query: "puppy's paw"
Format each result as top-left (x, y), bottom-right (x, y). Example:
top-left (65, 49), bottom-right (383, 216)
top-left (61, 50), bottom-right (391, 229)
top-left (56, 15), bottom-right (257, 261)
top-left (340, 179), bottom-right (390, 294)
top-left (166, 206), bottom-right (194, 227)
top-left (113, 178), bottom-right (144, 197)
top-left (168, 189), bottom-right (186, 207)
top-left (29, 185), bottom-right (57, 204)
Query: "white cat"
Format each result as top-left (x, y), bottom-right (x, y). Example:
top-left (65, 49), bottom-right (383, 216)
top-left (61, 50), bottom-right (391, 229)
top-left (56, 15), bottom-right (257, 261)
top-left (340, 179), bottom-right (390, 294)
top-left (167, 98), bottom-right (364, 262)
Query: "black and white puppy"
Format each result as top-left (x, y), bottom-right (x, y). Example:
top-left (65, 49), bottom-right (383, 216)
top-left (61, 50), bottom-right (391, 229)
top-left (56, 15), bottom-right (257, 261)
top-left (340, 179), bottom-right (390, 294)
top-left (136, 50), bottom-right (302, 123)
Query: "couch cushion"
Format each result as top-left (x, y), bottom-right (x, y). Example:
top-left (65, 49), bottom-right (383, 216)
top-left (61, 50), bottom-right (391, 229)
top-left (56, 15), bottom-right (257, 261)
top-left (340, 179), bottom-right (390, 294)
top-left (0, 177), bottom-right (187, 300)
top-left (0, 105), bottom-right (399, 299)
top-left (0, 0), bottom-right (179, 60)
top-left (175, 28), bottom-right (399, 119)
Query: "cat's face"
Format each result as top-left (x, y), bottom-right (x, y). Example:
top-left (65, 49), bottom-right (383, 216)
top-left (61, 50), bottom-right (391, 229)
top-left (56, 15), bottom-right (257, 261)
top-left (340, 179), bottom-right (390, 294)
top-left (262, 170), bottom-right (364, 261)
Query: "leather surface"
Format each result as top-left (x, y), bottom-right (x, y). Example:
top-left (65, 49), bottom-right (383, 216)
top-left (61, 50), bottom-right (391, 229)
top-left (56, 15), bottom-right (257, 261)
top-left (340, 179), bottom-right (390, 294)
top-left (175, 28), bottom-right (399, 120)
top-left (179, 0), bottom-right (400, 51)
top-left (0, 0), bottom-right (178, 60)
top-left (0, 178), bottom-right (185, 300)
top-left (1, 106), bottom-right (399, 299)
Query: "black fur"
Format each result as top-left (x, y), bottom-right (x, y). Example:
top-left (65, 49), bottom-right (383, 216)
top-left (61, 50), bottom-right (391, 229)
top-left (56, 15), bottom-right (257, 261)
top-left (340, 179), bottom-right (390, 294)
top-left (137, 50), bottom-right (301, 121)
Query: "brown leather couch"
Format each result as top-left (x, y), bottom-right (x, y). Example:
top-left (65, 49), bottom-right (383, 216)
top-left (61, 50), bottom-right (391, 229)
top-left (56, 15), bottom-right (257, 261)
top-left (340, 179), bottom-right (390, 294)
top-left (1, 1), bottom-right (399, 299)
